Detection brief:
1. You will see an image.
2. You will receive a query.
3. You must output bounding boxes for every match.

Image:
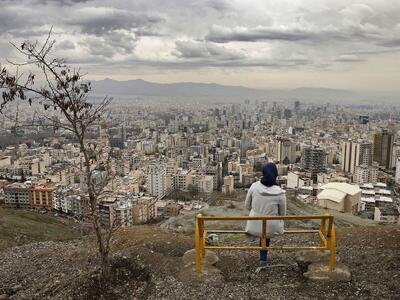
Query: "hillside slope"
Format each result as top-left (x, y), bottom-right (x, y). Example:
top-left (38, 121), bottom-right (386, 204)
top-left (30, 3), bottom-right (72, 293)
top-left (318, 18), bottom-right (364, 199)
top-left (0, 225), bottom-right (399, 299)
top-left (161, 196), bottom-right (376, 232)
top-left (0, 208), bottom-right (80, 251)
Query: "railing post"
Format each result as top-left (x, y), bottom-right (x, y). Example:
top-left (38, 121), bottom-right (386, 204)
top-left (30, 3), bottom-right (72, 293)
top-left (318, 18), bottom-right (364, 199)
top-left (320, 217), bottom-right (326, 251)
top-left (195, 214), bottom-right (202, 273)
top-left (199, 217), bottom-right (206, 257)
top-left (329, 224), bottom-right (336, 271)
top-left (261, 219), bottom-right (267, 249)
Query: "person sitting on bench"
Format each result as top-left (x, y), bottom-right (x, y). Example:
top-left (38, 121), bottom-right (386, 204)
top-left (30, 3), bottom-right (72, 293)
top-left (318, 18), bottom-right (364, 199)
top-left (245, 162), bottom-right (287, 271)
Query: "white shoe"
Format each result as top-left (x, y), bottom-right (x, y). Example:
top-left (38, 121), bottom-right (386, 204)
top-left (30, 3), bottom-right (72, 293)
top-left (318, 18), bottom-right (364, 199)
top-left (255, 266), bottom-right (267, 273)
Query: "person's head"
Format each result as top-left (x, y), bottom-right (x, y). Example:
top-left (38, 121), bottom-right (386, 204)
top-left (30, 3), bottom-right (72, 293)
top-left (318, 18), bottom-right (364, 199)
top-left (260, 163), bottom-right (278, 187)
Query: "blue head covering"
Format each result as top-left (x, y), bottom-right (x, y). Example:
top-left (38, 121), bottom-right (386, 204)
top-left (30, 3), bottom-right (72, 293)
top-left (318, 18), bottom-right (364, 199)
top-left (260, 163), bottom-right (278, 187)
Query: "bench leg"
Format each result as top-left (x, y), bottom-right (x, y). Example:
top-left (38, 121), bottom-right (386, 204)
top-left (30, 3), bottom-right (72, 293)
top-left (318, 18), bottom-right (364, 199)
top-left (329, 224), bottom-right (336, 271)
top-left (195, 218), bottom-right (202, 273)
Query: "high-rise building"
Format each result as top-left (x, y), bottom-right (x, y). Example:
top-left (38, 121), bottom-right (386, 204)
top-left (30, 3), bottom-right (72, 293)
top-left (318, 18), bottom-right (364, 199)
top-left (396, 157), bottom-right (400, 183)
top-left (147, 164), bottom-right (167, 199)
top-left (359, 115), bottom-right (369, 125)
top-left (240, 137), bottom-right (254, 158)
top-left (302, 146), bottom-right (326, 181)
top-left (373, 130), bottom-right (394, 169)
top-left (354, 165), bottom-right (378, 184)
top-left (341, 140), bottom-right (373, 174)
top-left (284, 109), bottom-right (292, 119)
top-left (391, 143), bottom-right (400, 169)
top-left (294, 101), bottom-right (300, 111)
top-left (276, 138), bottom-right (296, 165)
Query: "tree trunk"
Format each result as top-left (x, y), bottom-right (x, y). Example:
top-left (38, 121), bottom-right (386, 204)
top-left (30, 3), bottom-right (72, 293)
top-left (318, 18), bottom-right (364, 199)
top-left (81, 139), bottom-right (111, 281)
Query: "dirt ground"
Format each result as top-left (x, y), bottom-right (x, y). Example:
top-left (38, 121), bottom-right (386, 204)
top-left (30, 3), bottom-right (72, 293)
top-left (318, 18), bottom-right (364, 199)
top-left (1, 224), bottom-right (399, 299)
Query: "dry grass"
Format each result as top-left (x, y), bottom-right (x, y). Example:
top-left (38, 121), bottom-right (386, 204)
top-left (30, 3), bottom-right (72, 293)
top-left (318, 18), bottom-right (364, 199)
top-left (0, 207), bottom-right (80, 251)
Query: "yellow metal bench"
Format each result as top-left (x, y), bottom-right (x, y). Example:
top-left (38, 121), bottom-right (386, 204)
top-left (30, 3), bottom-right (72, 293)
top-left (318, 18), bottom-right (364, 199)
top-left (194, 214), bottom-right (336, 273)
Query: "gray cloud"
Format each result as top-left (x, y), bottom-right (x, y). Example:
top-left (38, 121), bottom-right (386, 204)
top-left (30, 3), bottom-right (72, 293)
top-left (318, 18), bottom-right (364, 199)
top-left (32, 0), bottom-right (92, 5)
top-left (334, 54), bottom-right (365, 62)
top-left (206, 26), bottom-right (322, 43)
top-left (65, 7), bottom-right (164, 36)
top-left (205, 24), bottom-right (380, 44)
top-left (174, 40), bottom-right (244, 60)
top-left (57, 40), bottom-right (76, 50)
top-left (80, 31), bottom-right (136, 57)
top-left (0, 0), bottom-right (399, 90)
top-left (0, 7), bottom-right (42, 32)
top-left (380, 39), bottom-right (400, 48)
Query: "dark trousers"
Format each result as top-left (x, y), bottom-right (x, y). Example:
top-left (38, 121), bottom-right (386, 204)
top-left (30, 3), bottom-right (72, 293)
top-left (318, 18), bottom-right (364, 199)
top-left (259, 238), bottom-right (271, 263)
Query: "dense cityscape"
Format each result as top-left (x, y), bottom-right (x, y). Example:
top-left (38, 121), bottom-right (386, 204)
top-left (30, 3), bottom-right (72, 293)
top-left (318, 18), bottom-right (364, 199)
top-left (1, 0), bottom-right (400, 299)
top-left (1, 98), bottom-right (399, 226)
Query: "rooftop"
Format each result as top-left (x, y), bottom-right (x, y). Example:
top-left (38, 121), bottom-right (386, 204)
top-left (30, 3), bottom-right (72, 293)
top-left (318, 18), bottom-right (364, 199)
top-left (320, 182), bottom-right (361, 196)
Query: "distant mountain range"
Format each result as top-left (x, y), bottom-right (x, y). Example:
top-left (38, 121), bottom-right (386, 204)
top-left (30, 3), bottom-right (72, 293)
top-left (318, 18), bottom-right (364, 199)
top-left (90, 78), bottom-right (398, 104)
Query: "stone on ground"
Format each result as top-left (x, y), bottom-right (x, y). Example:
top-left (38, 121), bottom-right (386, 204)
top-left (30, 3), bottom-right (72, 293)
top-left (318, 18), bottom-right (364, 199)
top-left (179, 249), bottom-right (224, 283)
top-left (303, 262), bottom-right (351, 282)
top-left (295, 250), bottom-right (350, 281)
top-left (182, 249), bottom-right (219, 267)
top-left (177, 263), bottom-right (225, 284)
top-left (295, 250), bottom-right (339, 272)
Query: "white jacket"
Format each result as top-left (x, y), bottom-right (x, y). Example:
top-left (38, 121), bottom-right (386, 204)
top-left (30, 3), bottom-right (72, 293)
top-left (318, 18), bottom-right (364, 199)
top-left (245, 182), bottom-right (287, 238)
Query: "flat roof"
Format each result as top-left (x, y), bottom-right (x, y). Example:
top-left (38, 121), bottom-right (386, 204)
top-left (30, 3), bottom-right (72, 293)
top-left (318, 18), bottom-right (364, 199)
top-left (377, 189), bottom-right (391, 195)
top-left (320, 182), bottom-right (361, 196)
top-left (317, 189), bottom-right (346, 203)
top-left (362, 190), bottom-right (375, 195)
top-left (376, 196), bottom-right (393, 203)
top-left (361, 198), bottom-right (375, 203)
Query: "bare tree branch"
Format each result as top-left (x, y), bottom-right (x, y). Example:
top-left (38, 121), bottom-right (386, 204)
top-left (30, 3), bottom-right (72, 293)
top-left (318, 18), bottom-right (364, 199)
top-left (0, 29), bottom-right (115, 280)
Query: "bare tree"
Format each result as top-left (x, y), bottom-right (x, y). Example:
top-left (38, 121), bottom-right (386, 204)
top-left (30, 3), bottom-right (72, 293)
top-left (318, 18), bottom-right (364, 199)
top-left (0, 30), bottom-right (115, 280)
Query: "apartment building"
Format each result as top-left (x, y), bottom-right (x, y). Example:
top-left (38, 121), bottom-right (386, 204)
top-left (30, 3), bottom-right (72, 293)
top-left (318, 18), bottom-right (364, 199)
top-left (28, 184), bottom-right (53, 209)
top-left (4, 183), bottom-right (30, 208)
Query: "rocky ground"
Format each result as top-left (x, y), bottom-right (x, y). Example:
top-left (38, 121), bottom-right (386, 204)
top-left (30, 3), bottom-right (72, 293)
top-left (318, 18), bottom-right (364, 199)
top-left (1, 224), bottom-right (399, 299)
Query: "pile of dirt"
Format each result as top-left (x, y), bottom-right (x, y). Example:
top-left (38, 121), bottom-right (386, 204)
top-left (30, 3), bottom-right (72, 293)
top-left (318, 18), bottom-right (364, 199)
top-left (0, 238), bottom-right (151, 300)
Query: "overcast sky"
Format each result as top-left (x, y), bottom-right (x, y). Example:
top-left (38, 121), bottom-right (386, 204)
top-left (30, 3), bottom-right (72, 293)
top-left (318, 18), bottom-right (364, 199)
top-left (1, 0), bottom-right (400, 91)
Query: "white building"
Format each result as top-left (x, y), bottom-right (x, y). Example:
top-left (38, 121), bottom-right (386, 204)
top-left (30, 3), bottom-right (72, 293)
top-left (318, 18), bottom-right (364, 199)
top-left (222, 175), bottom-right (234, 194)
top-left (341, 140), bottom-right (373, 174)
top-left (147, 164), bottom-right (167, 199)
top-left (198, 175), bottom-right (214, 194)
top-left (396, 157), bottom-right (400, 183)
top-left (276, 138), bottom-right (296, 164)
top-left (354, 165), bottom-right (378, 184)
top-left (317, 182), bottom-right (361, 214)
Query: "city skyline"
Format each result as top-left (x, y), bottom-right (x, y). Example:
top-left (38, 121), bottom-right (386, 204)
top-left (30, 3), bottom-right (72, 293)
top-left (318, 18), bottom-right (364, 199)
top-left (1, 0), bottom-right (400, 91)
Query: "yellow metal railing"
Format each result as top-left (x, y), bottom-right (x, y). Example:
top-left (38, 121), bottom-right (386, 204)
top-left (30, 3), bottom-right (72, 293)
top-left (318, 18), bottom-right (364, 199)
top-left (194, 214), bottom-right (336, 273)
